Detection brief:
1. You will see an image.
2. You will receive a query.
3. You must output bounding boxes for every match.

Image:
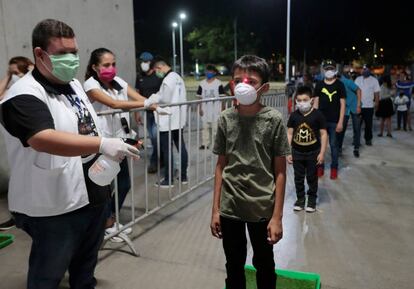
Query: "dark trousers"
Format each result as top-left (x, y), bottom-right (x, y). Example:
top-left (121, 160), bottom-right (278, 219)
top-left (220, 216), bottom-right (276, 289)
top-left (397, 110), bottom-right (407, 129)
top-left (160, 129), bottom-right (188, 182)
top-left (146, 112), bottom-right (158, 166)
top-left (323, 122), bottom-right (339, 169)
top-left (360, 108), bottom-right (374, 142)
top-left (337, 112), bottom-right (361, 150)
top-left (108, 158), bottom-right (131, 218)
top-left (13, 204), bottom-right (107, 289)
top-left (292, 150), bottom-right (318, 200)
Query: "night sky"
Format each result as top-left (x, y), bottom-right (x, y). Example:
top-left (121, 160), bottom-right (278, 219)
top-left (133, 0), bottom-right (413, 65)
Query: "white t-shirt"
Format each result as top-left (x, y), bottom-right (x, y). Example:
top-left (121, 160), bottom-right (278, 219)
top-left (197, 78), bottom-right (225, 123)
top-left (355, 75), bottom-right (380, 108)
top-left (155, 71), bottom-right (187, 132)
top-left (84, 76), bottom-right (130, 138)
top-left (394, 95), bottom-right (409, 112)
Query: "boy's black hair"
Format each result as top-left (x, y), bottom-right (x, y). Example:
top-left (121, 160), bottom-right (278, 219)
top-left (295, 85), bottom-right (313, 98)
top-left (232, 55), bottom-right (270, 84)
top-left (153, 56), bottom-right (170, 67)
top-left (206, 64), bottom-right (218, 73)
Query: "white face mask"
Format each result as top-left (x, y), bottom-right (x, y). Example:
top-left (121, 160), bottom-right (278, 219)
top-left (296, 100), bottom-right (312, 113)
top-left (141, 62), bottom-right (150, 72)
top-left (234, 83), bottom-right (265, 106)
top-left (324, 70), bottom-right (337, 79)
top-left (8, 74), bottom-right (22, 87)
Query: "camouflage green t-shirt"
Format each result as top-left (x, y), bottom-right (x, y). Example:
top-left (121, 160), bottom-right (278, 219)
top-left (213, 106), bottom-right (290, 222)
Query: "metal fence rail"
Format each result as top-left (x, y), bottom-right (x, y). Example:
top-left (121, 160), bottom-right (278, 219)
top-left (97, 90), bottom-right (287, 255)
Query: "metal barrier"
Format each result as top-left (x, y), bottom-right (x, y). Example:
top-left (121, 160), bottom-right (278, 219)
top-left (97, 90), bottom-right (287, 255)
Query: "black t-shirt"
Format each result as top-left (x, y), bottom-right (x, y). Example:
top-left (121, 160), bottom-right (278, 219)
top-left (287, 109), bottom-right (327, 152)
top-left (1, 68), bottom-right (110, 206)
top-left (135, 72), bottom-right (163, 98)
top-left (314, 79), bottom-right (346, 122)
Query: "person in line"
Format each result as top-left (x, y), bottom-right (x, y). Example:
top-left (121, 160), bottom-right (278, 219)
top-left (395, 72), bottom-right (414, 131)
top-left (135, 51), bottom-right (163, 173)
top-left (0, 56), bottom-right (34, 230)
top-left (313, 60), bottom-right (345, 179)
top-left (376, 75), bottom-right (395, 137)
top-left (394, 92), bottom-right (410, 131)
top-left (210, 55), bottom-right (290, 289)
top-left (144, 58), bottom-right (188, 188)
top-left (354, 65), bottom-right (380, 146)
top-left (287, 86), bottom-right (327, 212)
top-left (196, 64), bottom-right (225, 150)
top-left (0, 19), bottom-right (139, 289)
top-left (337, 66), bottom-right (362, 158)
top-left (84, 48), bottom-right (168, 241)
top-left (0, 56), bottom-right (34, 99)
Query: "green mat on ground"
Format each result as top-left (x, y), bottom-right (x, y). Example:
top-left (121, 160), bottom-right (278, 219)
top-left (225, 265), bottom-right (321, 289)
top-left (0, 234), bottom-right (14, 249)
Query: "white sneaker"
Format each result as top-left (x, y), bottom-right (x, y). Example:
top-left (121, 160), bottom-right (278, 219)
top-left (104, 231), bottom-right (124, 243)
top-left (106, 223), bottom-right (132, 235)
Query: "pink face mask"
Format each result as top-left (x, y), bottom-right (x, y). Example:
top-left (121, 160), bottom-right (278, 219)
top-left (98, 66), bottom-right (117, 82)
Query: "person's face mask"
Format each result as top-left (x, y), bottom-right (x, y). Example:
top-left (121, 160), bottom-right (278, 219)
top-left (98, 66), bottom-right (117, 82)
top-left (155, 70), bottom-right (165, 79)
top-left (324, 69), bottom-right (336, 79)
top-left (9, 74), bottom-right (22, 87)
top-left (45, 52), bottom-right (80, 83)
top-left (296, 99), bottom-right (312, 113)
top-left (206, 72), bottom-right (215, 80)
top-left (141, 62), bottom-right (150, 72)
top-left (362, 70), bottom-right (370, 78)
top-left (234, 82), bottom-right (266, 106)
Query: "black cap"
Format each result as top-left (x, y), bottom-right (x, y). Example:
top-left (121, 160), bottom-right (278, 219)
top-left (322, 59), bottom-right (336, 69)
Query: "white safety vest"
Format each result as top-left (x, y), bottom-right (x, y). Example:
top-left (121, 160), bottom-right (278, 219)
top-left (0, 72), bottom-right (99, 217)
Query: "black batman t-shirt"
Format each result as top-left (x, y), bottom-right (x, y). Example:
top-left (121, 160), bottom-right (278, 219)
top-left (287, 109), bottom-right (327, 152)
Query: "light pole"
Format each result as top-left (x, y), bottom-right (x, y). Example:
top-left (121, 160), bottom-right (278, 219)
top-left (179, 12), bottom-right (186, 77)
top-left (171, 22), bottom-right (178, 72)
top-left (285, 0), bottom-right (291, 83)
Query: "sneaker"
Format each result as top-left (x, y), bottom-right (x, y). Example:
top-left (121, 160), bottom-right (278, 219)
top-left (104, 230), bottom-right (124, 243)
top-left (377, 133), bottom-right (383, 137)
top-left (106, 223), bottom-right (132, 235)
top-left (293, 198), bottom-right (305, 211)
top-left (147, 164), bottom-right (157, 174)
top-left (353, 149), bottom-right (360, 158)
top-left (366, 140), bottom-right (372, 146)
top-left (0, 218), bottom-right (15, 231)
top-left (175, 176), bottom-right (188, 185)
top-left (330, 168), bottom-right (338, 180)
top-left (155, 179), bottom-right (174, 188)
top-left (317, 166), bottom-right (324, 177)
top-left (386, 133), bottom-right (393, 138)
top-left (199, 145), bottom-right (206, 150)
top-left (305, 198), bottom-right (317, 213)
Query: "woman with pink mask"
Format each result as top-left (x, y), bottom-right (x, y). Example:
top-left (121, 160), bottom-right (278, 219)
top-left (83, 48), bottom-right (159, 241)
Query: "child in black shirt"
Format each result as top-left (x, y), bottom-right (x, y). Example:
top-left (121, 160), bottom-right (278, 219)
top-left (287, 86), bottom-right (328, 212)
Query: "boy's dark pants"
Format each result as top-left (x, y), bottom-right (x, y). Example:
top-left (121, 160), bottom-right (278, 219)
top-left (292, 149), bottom-right (319, 200)
top-left (220, 216), bottom-right (276, 289)
top-left (397, 110), bottom-right (407, 129)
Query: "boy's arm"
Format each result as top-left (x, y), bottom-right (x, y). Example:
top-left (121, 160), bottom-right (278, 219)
top-left (267, 156), bottom-right (286, 244)
top-left (336, 98), bottom-right (345, 132)
top-left (318, 129), bottom-right (328, 164)
top-left (356, 88), bottom-right (362, 114)
top-left (287, 128), bottom-right (293, 164)
top-left (210, 155), bottom-right (227, 239)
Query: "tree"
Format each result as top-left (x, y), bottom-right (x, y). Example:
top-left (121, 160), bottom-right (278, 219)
top-left (186, 18), bottom-right (260, 65)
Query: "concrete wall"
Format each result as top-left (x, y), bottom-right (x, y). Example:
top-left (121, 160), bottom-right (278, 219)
top-left (0, 0), bottom-right (136, 195)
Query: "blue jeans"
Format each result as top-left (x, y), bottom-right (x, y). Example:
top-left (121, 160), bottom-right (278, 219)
top-left (337, 112), bottom-right (361, 150)
top-left (160, 129), bottom-right (188, 182)
top-left (324, 122), bottom-right (339, 169)
top-left (13, 204), bottom-right (107, 289)
top-left (146, 112), bottom-right (158, 167)
top-left (108, 158), bottom-right (131, 218)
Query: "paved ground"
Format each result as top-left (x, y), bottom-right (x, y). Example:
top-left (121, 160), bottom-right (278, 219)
top-left (1, 118), bottom-right (414, 289)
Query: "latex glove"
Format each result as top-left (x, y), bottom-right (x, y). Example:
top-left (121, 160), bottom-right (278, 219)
top-left (99, 137), bottom-right (140, 162)
top-left (144, 93), bottom-right (160, 108)
top-left (155, 106), bottom-right (172, 115)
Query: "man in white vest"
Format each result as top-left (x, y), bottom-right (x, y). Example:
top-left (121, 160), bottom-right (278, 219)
top-left (0, 19), bottom-right (139, 289)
